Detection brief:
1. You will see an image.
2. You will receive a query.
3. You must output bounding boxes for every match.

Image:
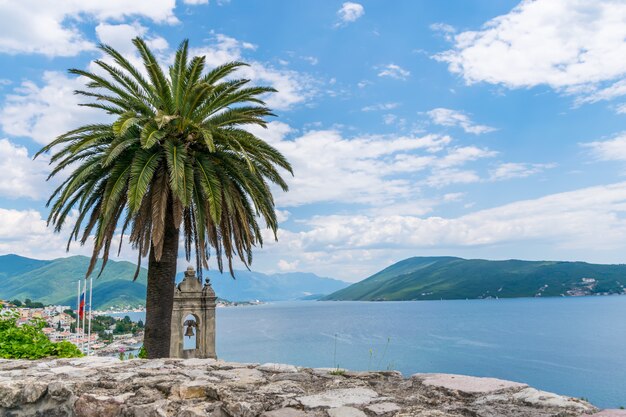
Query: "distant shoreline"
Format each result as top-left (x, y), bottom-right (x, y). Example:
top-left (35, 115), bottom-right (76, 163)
top-left (94, 292), bottom-right (626, 314)
top-left (95, 300), bottom-right (265, 316)
top-left (320, 292), bottom-right (626, 302)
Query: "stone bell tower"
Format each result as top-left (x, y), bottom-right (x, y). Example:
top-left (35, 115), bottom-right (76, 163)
top-left (169, 266), bottom-right (217, 359)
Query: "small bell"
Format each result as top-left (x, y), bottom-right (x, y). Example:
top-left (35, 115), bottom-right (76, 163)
top-left (183, 319), bottom-right (196, 338)
top-left (184, 325), bottom-right (195, 338)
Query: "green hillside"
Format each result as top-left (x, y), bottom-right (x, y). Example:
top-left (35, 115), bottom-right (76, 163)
top-left (323, 256), bottom-right (626, 301)
top-left (0, 254), bottom-right (347, 307)
top-left (0, 255), bottom-right (147, 309)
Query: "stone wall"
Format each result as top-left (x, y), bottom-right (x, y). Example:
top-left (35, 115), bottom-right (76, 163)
top-left (0, 357), bottom-right (609, 417)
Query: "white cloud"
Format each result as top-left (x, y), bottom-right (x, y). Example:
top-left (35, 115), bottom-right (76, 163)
top-left (275, 210), bottom-right (290, 223)
top-left (191, 34), bottom-right (317, 110)
top-left (0, 72), bottom-right (112, 145)
top-left (382, 114), bottom-right (398, 125)
top-left (258, 182), bottom-right (626, 279)
top-left (583, 132), bottom-right (626, 162)
top-left (336, 2), bottom-right (364, 25)
top-left (310, 182), bottom-right (626, 249)
top-left (0, 33), bottom-right (315, 146)
top-left (247, 122), bottom-right (501, 207)
top-left (0, 0), bottom-right (177, 56)
top-left (95, 23), bottom-right (169, 56)
top-left (277, 259), bottom-right (299, 271)
top-left (443, 192), bottom-right (465, 202)
top-left (426, 168), bottom-right (480, 188)
top-left (430, 23), bottom-right (456, 42)
top-left (427, 108), bottom-right (496, 135)
top-left (377, 64), bottom-right (410, 80)
top-left (0, 206), bottom-right (144, 263)
top-left (301, 56), bottom-right (319, 66)
top-left (615, 103), bottom-right (626, 115)
top-left (0, 208), bottom-right (83, 259)
top-left (362, 102), bottom-right (399, 112)
top-left (184, 0), bottom-right (209, 4)
top-left (435, 0), bottom-right (626, 102)
top-left (489, 162), bottom-right (555, 181)
top-left (7, 182), bottom-right (626, 279)
top-left (0, 139), bottom-right (51, 199)
top-left (382, 113), bottom-right (406, 128)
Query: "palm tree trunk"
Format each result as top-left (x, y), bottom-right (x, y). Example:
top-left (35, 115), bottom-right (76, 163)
top-left (144, 201), bottom-right (179, 358)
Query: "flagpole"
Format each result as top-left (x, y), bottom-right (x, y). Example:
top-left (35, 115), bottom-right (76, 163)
top-left (76, 281), bottom-right (80, 344)
top-left (81, 279), bottom-right (86, 354)
top-left (87, 277), bottom-right (93, 356)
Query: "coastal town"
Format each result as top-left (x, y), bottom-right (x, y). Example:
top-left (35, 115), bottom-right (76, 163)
top-left (0, 297), bottom-right (263, 357)
top-left (0, 299), bottom-right (143, 357)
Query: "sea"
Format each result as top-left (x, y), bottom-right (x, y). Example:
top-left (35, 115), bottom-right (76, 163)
top-left (112, 295), bottom-right (626, 408)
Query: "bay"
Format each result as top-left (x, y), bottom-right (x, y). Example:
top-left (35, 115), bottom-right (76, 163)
top-left (112, 295), bottom-right (626, 408)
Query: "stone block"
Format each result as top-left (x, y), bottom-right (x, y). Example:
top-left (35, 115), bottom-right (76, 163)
top-left (297, 388), bottom-right (379, 408)
top-left (414, 373), bottom-right (527, 394)
top-left (326, 406), bottom-right (367, 417)
top-left (366, 402), bottom-right (401, 415)
top-left (258, 363), bottom-right (299, 373)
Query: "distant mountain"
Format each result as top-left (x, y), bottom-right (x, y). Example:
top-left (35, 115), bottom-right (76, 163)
top-left (323, 256), bottom-right (626, 301)
top-left (0, 254), bottom-right (147, 310)
top-left (178, 270), bottom-right (349, 302)
top-left (0, 254), bottom-right (348, 308)
top-left (0, 254), bottom-right (50, 278)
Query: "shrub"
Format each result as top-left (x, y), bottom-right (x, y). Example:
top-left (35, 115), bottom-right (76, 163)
top-left (0, 312), bottom-right (82, 359)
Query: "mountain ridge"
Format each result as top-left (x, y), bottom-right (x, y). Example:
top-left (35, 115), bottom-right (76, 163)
top-left (177, 269), bottom-right (348, 302)
top-left (323, 256), bottom-right (626, 301)
top-left (0, 254), bottom-right (347, 308)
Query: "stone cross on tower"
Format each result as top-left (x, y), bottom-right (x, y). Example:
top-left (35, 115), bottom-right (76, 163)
top-left (169, 266), bottom-right (217, 359)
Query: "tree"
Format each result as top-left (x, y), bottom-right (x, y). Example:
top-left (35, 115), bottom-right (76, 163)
top-left (37, 38), bottom-right (292, 358)
top-left (0, 313), bottom-right (82, 359)
top-left (64, 309), bottom-right (77, 319)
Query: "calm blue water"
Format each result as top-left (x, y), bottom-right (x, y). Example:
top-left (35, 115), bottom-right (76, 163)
top-left (114, 296), bottom-right (626, 408)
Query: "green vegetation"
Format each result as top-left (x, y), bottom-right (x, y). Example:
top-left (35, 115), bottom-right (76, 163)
top-left (10, 299), bottom-right (45, 308)
top-left (90, 315), bottom-right (144, 342)
top-left (329, 368), bottom-right (346, 376)
top-left (0, 313), bottom-right (82, 359)
top-left (0, 254), bottom-right (147, 309)
top-left (324, 256), bottom-right (626, 301)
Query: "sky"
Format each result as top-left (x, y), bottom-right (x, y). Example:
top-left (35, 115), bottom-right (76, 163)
top-left (1, 0), bottom-right (626, 281)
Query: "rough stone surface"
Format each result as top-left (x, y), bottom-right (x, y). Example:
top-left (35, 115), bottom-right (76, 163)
top-left (366, 402), bottom-right (402, 415)
top-left (0, 357), bottom-right (602, 417)
top-left (297, 388), bottom-right (379, 408)
top-left (258, 363), bottom-right (299, 373)
top-left (416, 373), bottom-right (527, 393)
top-left (326, 406), bottom-right (367, 417)
top-left (261, 408), bottom-right (310, 417)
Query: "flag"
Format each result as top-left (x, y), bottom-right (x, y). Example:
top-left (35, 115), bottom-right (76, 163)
top-left (78, 284), bottom-right (86, 320)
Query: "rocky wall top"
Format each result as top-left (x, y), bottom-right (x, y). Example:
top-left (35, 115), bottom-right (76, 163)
top-left (0, 357), bottom-right (614, 417)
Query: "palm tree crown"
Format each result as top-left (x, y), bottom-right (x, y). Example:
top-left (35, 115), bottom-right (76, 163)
top-left (37, 38), bottom-right (292, 279)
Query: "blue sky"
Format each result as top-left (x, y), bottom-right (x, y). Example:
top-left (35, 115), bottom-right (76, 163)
top-left (0, 0), bottom-right (626, 281)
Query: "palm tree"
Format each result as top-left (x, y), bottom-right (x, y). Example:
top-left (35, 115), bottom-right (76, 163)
top-left (36, 38), bottom-right (292, 358)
